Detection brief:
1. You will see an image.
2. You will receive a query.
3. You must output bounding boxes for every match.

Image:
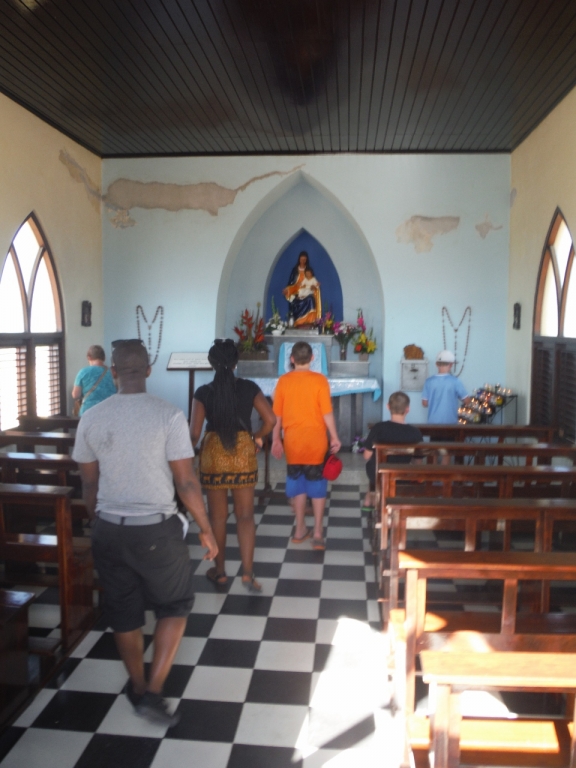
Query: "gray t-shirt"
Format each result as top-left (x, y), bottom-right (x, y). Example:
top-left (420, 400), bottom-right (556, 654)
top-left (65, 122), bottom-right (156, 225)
top-left (72, 392), bottom-right (194, 517)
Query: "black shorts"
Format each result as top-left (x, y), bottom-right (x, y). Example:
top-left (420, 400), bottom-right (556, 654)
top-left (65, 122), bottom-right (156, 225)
top-left (91, 514), bottom-right (195, 633)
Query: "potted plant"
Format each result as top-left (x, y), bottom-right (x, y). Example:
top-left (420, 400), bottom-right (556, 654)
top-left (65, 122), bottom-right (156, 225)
top-left (353, 309), bottom-right (377, 361)
top-left (333, 320), bottom-right (358, 360)
top-left (234, 304), bottom-right (269, 359)
top-left (265, 297), bottom-right (287, 336)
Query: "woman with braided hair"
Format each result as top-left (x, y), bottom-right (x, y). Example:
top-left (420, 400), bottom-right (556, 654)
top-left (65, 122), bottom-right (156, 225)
top-left (190, 339), bottom-right (276, 592)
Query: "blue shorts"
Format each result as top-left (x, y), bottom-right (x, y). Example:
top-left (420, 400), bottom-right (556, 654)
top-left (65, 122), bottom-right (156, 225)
top-left (286, 474), bottom-right (328, 499)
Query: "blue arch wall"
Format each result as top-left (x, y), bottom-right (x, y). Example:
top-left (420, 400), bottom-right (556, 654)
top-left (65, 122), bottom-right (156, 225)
top-left (265, 230), bottom-right (343, 323)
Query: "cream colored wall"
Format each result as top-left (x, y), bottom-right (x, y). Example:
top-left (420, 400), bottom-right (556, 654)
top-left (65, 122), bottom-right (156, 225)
top-left (509, 86), bottom-right (576, 422)
top-left (0, 93), bottom-right (102, 412)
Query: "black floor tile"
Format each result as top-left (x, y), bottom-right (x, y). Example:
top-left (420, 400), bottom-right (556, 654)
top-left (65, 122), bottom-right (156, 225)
top-left (262, 514), bottom-right (294, 525)
top-left (228, 744), bottom-right (302, 768)
top-left (284, 549), bottom-right (324, 564)
top-left (319, 598), bottom-right (368, 621)
top-left (323, 565), bottom-right (366, 581)
top-left (325, 539), bottom-right (363, 551)
top-left (327, 515), bottom-right (361, 525)
top-left (192, 574), bottom-right (230, 594)
top-left (75, 734), bottom-right (161, 768)
top-left (86, 632), bottom-right (153, 660)
top-left (0, 727), bottom-right (25, 762)
top-left (184, 613), bottom-right (217, 637)
top-left (328, 499), bottom-right (361, 509)
top-left (313, 644), bottom-right (333, 672)
top-left (28, 627), bottom-right (54, 638)
top-left (32, 587), bottom-right (60, 604)
top-left (166, 699), bottom-right (242, 742)
top-left (263, 617), bottom-right (317, 643)
top-left (321, 713), bottom-right (375, 749)
top-left (274, 579), bottom-right (322, 598)
top-left (366, 582), bottom-right (378, 600)
top-left (330, 484), bottom-right (359, 492)
top-left (45, 657), bottom-right (83, 689)
top-left (224, 546), bottom-right (242, 561)
top-left (255, 536), bottom-right (290, 548)
top-left (220, 595), bottom-right (273, 617)
top-left (197, 638), bottom-right (260, 668)
top-left (32, 690), bottom-right (116, 731)
top-left (246, 670), bottom-right (312, 705)
top-left (142, 663), bottom-right (193, 698)
top-left (251, 562), bottom-right (282, 578)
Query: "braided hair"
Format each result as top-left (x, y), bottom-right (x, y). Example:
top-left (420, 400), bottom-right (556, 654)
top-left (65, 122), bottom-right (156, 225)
top-left (208, 339), bottom-right (239, 451)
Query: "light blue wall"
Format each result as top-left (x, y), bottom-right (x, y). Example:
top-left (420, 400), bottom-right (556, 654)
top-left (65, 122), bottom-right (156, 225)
top-left (102, 154), bottom-right (510, 427)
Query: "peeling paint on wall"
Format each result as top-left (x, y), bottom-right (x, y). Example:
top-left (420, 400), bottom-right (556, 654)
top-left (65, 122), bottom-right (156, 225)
top-left (60, 149), bottom-right (304, 228)
top-left (475, 213), bottom-right (503, 239)
top-left (395, 215), bottom-right (460, 253)
top-left (59, 149), bottom-right (101, 213)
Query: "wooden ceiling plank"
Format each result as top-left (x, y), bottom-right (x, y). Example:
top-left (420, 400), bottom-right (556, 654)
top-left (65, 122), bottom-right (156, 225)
top-left (454, 0), bottom-right (565, 151)
top-left (473, 1), bottom-right (576, 151)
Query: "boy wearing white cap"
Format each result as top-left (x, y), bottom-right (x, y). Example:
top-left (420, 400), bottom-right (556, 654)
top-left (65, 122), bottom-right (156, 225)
top-left (422, 350), bottom-right (470, 423)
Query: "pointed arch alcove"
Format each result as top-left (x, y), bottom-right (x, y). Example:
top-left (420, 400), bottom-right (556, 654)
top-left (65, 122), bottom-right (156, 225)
top-left (217, 171), bottom-right (384, 428)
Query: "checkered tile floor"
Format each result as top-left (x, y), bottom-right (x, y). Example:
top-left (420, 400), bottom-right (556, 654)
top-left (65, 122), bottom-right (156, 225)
top-left (0, 483), bottom-right (406, 768)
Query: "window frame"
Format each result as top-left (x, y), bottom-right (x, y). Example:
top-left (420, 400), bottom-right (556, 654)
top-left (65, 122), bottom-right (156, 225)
top-left (0, 213), bottom-right (66, 422)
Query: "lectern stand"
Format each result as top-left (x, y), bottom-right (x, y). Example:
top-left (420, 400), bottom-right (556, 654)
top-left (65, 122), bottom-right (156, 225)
top-left (167, 352), bottom-right (212, 419)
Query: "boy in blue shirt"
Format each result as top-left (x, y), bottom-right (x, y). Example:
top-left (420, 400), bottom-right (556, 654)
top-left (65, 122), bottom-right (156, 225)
top-left (422, 350), bottom-right (470, 423)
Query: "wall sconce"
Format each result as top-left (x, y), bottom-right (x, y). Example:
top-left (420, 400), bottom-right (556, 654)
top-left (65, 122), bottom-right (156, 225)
top-left (81, 300), bottom-right (92, 327)
top-left (513, 302), bottom-right (521, 330)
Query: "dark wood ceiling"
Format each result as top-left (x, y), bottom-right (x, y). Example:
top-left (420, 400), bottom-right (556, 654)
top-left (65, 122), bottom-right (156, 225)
top-left (2, 0), bottom-right (576, 157)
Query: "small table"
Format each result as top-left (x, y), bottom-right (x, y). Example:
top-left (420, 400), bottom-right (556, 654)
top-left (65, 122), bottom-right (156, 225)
top-left (420, 650), bottom-right (576, 768)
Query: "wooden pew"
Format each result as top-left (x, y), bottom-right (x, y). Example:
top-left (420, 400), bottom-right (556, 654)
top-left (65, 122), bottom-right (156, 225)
top-left (414, 651), bottom-right (576, 768)
top-left (0, 432), bottom-right (75, 453)
top-left (17, 416), bottom-right (78, 433)
top-left (0, 453), bottom-right (77, 487)
top-left (0, 589), bottom-right (35, 728)
top-left (412, 424), bottom-right (555, 443)
top-left (393, 550), bottom-right (576, 716)
top-left (0, 483), bottom-right (95, 652)
top-left (380, 497), bottom-right (576, 624)
top-left (375, 442), bottom-right (576, 466)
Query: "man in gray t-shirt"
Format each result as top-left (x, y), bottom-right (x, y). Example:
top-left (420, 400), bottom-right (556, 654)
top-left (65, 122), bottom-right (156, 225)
top-left (73, 339), bottom-right (217, 727)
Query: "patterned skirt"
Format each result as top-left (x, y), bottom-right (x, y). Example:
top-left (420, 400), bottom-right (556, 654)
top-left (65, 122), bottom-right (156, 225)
top-left (199, 431), bottom-right (258, 490)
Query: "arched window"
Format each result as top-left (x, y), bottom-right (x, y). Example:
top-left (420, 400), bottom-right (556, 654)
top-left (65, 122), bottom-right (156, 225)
top-left (532, 210), bottom-right (576, 440)
top-left (0, 215), bottom-right (64, 430)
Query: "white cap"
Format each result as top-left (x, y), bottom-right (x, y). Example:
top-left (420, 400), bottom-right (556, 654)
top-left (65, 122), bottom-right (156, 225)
top-left (436, 350), bottom-right (455, 364)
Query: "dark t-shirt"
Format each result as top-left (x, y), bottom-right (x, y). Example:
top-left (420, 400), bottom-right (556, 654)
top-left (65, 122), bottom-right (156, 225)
top-left (194, 377), bottom-right (261, 434)
top-left (365, 420), bottom-right (423, 488)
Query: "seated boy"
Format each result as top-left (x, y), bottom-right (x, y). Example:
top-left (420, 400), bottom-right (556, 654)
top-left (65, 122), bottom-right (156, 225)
top-left (362, 391), bottom-right (423, 509)
top-left (271, 341), bottom-right (341, 551)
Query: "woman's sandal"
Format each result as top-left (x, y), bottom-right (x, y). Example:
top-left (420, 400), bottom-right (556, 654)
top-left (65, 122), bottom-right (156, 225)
top-left (206, 567), bottom-right (228, 587)
top-left (241, 573), bottom-right (262, 593)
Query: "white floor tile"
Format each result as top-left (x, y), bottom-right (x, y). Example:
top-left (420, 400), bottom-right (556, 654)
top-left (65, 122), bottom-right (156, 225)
top-left (69, 630), bottom-right (103, 658)
top-left (280, 563), bottom-right (324, 580)
top-left (143, 636), bottom-right (207, 665)
top-left (269, 596), bottom-right (320, 619)
top-left (320, 581), bottom-right (366, 600)
top-left (253, 547), bottom-right (286, 563)
top-left (28, 604), bottom-right (61, 628)
top-left (326, 526), bottom-right (363, 540)
top-left (151, 739), bottom-right (232, 768)
top-left (96, 692), bottom-right (172, 737)
top-left (367, 601), bottom-right (381, 623)
top-left (182, 665), bottom-right (252, 702)
top-left (315, 619), bottom-right (339, 645)
top-left (323, 551), bottom-right (365, 566)
top-left (327, 508), bottom-right (362, 518)
top-left (209, 614), bottom-right (267, 641)
top-left (329, 492), bottom-right (360, 501)
top-left (261, 504), bottom-right (292, 516)
top-left (256, 523), bottom-right (293, 536)
top-left (190, 592), bottom-right (228, 614)
top-left (0, 728), bottom-right (92, 768)
top-left (60, 659), bottom-right (127, 694)
top-left (234, 702), bottom-right (310, 747)
top-left (13, 688), bottom-right (57, 727)
top-left (255, 640), bottom-right (315, 672)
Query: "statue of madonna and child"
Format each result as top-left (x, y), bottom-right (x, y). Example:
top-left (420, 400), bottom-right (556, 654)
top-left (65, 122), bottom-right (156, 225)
top-left (282, 251), bottom-right (322, 328)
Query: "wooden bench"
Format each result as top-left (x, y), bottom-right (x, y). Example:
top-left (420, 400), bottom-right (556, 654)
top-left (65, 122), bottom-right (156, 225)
top-left (380, 497), bottom-right (576, 624)
top-left (392, 550), bottom-right (576, 715)
top-left (0, 432), bottom-right (75, 453)
top-left (375, 441), bottom-right (576, 466)
top-left (18, 416), bottom-right (78, 433)
top-left (413, 650), bottom-right (576, 768)
top-left (0, 483), bottom-right (95, 652)
top-left (412, 425), bottom-right (556, 443)
top-left (0, 452), bottom-right (78, 488)
top-left (0, 589), bottom-right (35, 728)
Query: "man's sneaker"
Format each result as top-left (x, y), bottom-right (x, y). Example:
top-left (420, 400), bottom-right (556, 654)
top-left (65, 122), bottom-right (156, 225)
top-left (135, 691), bottom-right (181, 727)
top-left (125, 679), bottom-right (143, 709)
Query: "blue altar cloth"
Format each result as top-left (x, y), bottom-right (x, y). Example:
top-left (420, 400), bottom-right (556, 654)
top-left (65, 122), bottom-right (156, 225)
top-left (248, 377), bottom-right (382, 402)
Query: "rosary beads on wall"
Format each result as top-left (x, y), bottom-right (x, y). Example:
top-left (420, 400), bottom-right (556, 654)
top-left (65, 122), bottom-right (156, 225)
top-left (136, 305), bottom-right (164, 366)
top-left (442, 305), bottom-right (471, 377)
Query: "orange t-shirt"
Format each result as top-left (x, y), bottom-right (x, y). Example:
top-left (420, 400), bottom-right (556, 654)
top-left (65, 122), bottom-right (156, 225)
top-left (273, 369), bottom-right (332, 465)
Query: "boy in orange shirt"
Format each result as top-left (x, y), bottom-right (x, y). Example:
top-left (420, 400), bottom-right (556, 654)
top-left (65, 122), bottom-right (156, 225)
top-left (271, 341), bottom-right (341, 550)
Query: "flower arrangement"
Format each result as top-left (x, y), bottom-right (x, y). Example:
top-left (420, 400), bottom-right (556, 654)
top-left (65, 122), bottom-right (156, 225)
top-left (333, 320), bottom-right (358, 359)
top-left (353, 309), bottom-right (377, 355)
top-left (265, 297), bottom-right (287, 334)
top-left (315, 308), bottom-right (335, 335)
top-left (234, 303), bottom-right (267, 354)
